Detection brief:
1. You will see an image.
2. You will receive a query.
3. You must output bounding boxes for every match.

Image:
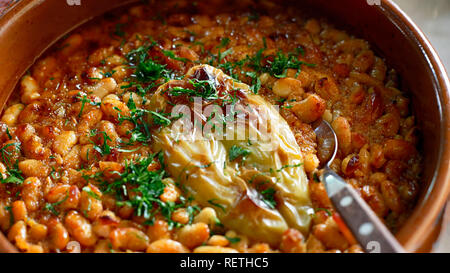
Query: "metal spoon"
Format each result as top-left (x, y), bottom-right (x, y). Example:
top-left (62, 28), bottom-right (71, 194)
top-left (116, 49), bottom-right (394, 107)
top-left (313, 120), bottom-right (405, 253)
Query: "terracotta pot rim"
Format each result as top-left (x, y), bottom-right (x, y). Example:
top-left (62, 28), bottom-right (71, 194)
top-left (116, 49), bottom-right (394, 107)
top-left (380, 0), bottom-right (450, 251)
top-left (0, 0), bottom-right (449, 253)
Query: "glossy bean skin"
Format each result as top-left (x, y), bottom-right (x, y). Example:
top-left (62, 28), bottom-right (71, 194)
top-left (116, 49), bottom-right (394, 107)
top-left (53, 131), bottom-right (78, 156)
top-left (18, 160), bottom-right (49, 178)
top-left (46, 184), bottom-right (81, 211)
top-left (16, 124), bottom-right (51, 160)
top-left (272, 78), bottom-right (303, 98)
top-left (176, 223), bottom-right (210, 249)
top-left (292, 94), bottom-right (326, 124)
top-left (64, 211), bottom-right (98, 247)
top-left (21, 177), bottom-right (42, 212)
top-left (193, 246), bottom-right (238, 253)
top-left (1, 104), bottom-right (24, 126)
top-left (11, 201), bottom-right (27, 223)
top-left (47, 218), bottom-right (70, 251)
top-left (20, 75), bottom-right (41, 104)
top-left (332, 117), bottom-right (352, 156)
top-left (147, 239), bottom-right (189, 253)
top-left (79, 184), bottom-right (103, 221)
top-left (109, 227), bottom-right (150, 251)
top-left (147, 219), bottom-right (171, 242)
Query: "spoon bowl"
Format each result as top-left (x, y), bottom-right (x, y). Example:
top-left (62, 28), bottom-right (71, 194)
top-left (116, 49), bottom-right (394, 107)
top-left (313, 120), bottom-right (338, 168)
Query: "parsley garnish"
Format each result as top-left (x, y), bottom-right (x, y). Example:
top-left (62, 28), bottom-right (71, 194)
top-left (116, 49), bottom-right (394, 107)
top-left (314, 207), bottom-right (332, 216)
top-left (82, 186), bottom-right (101, 200)
top-left (207, 199), bottom-right (226, 212)
top-left (0, 143), bottom-right (23, 185)
top-left (169, 79), bottom-right (219, 101)
top-left (5, 128), bottom-right (12, 140)
top-left (162, 49), bottom-right (189, 64)
top-left (217, 37), bottom-right (230, 49)
top-left (228, 145), bottom-right (251, 162)
top-left (247, 49), bottom-right (315, 79)
top-left (276, 163), bottom-right (303, 172)
top-left (4, 206), bottom-right (13, 224)
top-left (103, 155), bottom-right (166, 217)
top-left (267, 51), bottom-right (313, 78)
top-left (44, 194), bottom-right (69, 216)
top-left (313, 172), bottom-right (321, 183)
top-left (260, 188), bottom-right (276, 209)
top-left (125, 42), bottom-right (171, 84)
top-left (244, 71), bottom-right (261, 94)
top-left (225, 236), bottom-right (241, 244)
top-left (90, 130), bottom-right (112, 156)
top-left (118, 96), bottom-right (152, 145)
top-left (100, 70), bottom-right (116, 78)
top-left (102, 154), bottom-right (196, 229)
top-left (77, 93), bottom-right (101, 118)
top-left (149, 111), bottom-right (181, 127)
top-left (134, 59), bottom-right (168, 83)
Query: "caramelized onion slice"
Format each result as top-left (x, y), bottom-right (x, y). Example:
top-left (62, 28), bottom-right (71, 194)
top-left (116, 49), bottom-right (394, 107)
top-left (148, 65), bottom-right (312, 246)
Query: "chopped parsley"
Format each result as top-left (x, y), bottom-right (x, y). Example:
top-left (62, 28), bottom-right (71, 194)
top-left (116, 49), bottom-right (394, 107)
top-left (267, 51), bottom-right (314, 78)
top-left (77, 93), bottom-right (101, 118)
top-left (103, 155), bottom-right (165, 215)
top-left (89, 130), bottom-right (112, 156)
top-left (82, 186), bottom-right (101, 200)
top-left (217, 37), bottom-right (230, 49)
top-left (214, 217), bottom-right (224, 228)
top-left (260, 188), bottom-right (276, 209)
top-left (244, 71), bottom-right (261, 94)
top-left (125, 42), bottom-right (171, 84)
top-left (225, 236), bottom-right (241, 244)
top-left (247, 49), bottom-right (315, 79)
top-left (100, 70), bottom-right (116, 78)
top-left (228, 145), bottom-right (251, 162)
top-left (118, 96), bottom-right (152, 145)
top-left (207, 199), bottom-right (226, 212)
top-left (162, 49), bottom-right (189, 64)
top-left (151, 111), bottom-right (184, 128)
top-left (5, 128), bottom-right (12, 140)
top-left (0, 142), bottom-right (23, 185)
top-left (168, 79), bottom-right (219, 101)
top-left (150, 111), bottom-right (172, 127)
top-left (204, 39), bottom-right (316, 94)
top-left (276, 163), bottom-right (303, 172)
top-left (314, 207), bottom-right (332, 216)
top-left (134, 58), bottom-right (168, 83)
top-left (101, 154), bottom-right (196, 229)
top-left (313, 172), bottom-right (321, 183)
top-left (44, 194), bottom-right (69, 216)
top-left (4, 206), bottom-right (13, 224)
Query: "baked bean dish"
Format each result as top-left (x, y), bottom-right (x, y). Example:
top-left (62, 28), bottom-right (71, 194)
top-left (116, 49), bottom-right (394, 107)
top-left (0, 0), bottom-right (421, 253)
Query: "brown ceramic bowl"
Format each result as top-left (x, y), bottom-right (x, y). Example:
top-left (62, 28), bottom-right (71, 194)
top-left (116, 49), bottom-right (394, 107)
top-left (0, 0), bottom-right (448, 253)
